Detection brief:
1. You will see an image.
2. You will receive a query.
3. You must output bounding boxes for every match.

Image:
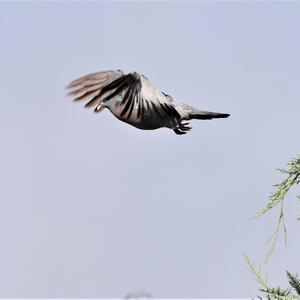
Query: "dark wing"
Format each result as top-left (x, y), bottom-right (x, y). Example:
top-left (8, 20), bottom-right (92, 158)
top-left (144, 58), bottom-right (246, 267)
top-left (66, 70), bottom-right (181, 126)
top-left (118, 73), bottom-right (181, 127)
top-left (66, 69), bottom-right (126, 111)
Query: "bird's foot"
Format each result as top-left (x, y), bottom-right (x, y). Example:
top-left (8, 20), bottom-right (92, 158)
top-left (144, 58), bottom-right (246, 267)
top-left (174, 128), bottom-right (186, 135)
top-left (173, 122), bottom-right (192, 135)
top-left (179, 122), bottom-right (192, 131)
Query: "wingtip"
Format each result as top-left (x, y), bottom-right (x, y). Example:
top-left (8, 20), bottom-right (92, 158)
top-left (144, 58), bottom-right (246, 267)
top-left (65, 90), bottom-right (75, 97)
top-left (65, 81), bottom-right (77, 90)
top-left (65, 81), bottom-right (75, 90)
top-left (217, 113), bottom-right (230, 118)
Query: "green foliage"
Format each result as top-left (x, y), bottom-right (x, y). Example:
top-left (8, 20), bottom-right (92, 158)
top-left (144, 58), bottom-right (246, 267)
top-left (287, 272), bottom-right (300, 296)
top-left (245, 255), bottom-right (300, 300)
top-left (244, 254), bottom-right (270, 291)
top-left (252, 155), bottom-right (300, 262)
top-left (254, 155), bottom-right (300, 218)
top-left (246, 155), bottom-right (300, 300)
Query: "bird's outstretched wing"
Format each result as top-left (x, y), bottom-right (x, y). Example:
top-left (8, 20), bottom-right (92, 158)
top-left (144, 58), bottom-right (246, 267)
top-left (117, 73), bottom-right (181, 126)
top-left (66, 69), bottom-right (125, 110)
top-left (66, 70), bottom-right (182, 128)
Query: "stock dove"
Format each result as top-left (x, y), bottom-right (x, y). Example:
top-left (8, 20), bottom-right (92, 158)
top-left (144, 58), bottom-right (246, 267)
top-left (66, 70), bottom-right (230, 135)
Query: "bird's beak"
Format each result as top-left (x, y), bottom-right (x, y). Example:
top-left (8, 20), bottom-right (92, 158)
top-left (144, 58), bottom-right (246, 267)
top-left (94, 102), bottom-right (105, 113)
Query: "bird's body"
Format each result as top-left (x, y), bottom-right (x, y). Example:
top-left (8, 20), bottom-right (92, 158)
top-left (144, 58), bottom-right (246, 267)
top-left (66, 70), bottom-right (230, 134)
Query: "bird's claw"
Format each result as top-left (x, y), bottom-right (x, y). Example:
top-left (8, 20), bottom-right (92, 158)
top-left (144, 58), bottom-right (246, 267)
top-left (179, 122), bottom-right (192, 131)
top-left (173, 122), bottom-right (192, 135)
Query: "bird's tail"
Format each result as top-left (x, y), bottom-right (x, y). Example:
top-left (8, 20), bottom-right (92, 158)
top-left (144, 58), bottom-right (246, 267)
top-left (177, 103), bottom-right (230, 120)
top-left (190, 110), bottom-right (230, 120)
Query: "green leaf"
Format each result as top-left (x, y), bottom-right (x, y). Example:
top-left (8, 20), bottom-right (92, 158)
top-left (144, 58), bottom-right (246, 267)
top-left (251, 155), bottom-right (300, 261)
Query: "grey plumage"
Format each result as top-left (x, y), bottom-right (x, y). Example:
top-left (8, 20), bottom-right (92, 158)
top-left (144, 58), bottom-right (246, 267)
top-left (66, 70), bottom-right (230, 135)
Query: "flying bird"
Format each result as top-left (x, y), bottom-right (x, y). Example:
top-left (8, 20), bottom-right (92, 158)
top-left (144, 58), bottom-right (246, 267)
top-left (66, 70), bottom-right (230, 135)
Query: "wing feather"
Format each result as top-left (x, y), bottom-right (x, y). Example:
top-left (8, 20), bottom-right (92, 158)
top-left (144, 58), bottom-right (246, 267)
top-left (66, 70), bottom-right (125, 107)
top-left (66, 70), bottom-right (182, 128)
top-left (137, 75), bottom-right (181, 125)
top-left (117, 73), bottom-right (181, 126)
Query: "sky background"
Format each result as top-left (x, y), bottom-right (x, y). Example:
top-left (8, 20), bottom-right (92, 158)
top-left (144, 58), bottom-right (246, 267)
top-left (0, 1), bottom-right (299, 298)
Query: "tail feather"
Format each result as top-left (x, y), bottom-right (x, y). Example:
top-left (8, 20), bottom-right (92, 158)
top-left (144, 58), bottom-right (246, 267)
top-left (191, 110), bottom-right (230, 120)
top-left (176, 103), bottom-right (230, 120)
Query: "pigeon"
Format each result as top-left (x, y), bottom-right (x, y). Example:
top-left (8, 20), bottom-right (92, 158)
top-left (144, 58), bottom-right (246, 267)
top-left (66, 70), bottom-right (230, 135)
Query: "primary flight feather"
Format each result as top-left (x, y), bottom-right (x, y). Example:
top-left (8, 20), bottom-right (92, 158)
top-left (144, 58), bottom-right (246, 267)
top-left (66, 70), bottom-right (230, 135)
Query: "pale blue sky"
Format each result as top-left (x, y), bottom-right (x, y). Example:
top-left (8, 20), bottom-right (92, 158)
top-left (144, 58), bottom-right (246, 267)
top-left (0, 1), bottom-right (299, 298)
